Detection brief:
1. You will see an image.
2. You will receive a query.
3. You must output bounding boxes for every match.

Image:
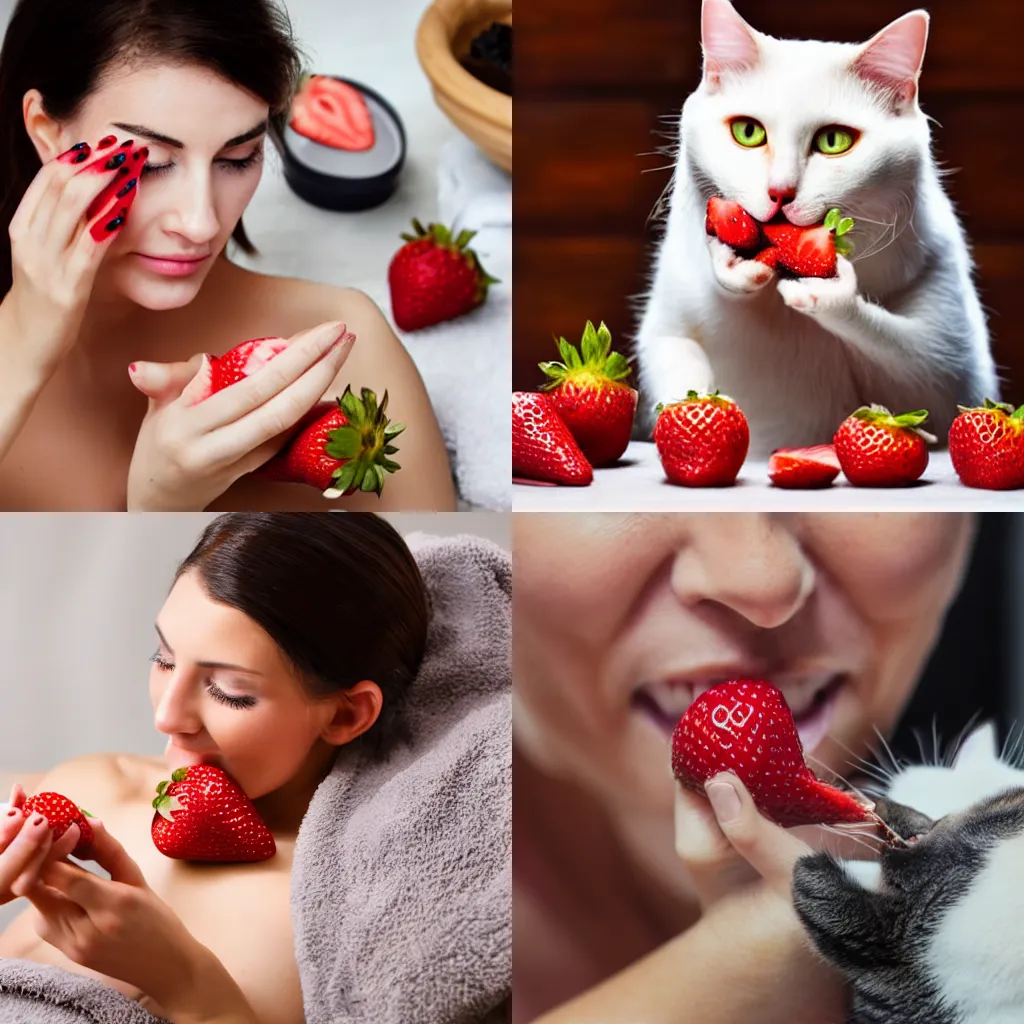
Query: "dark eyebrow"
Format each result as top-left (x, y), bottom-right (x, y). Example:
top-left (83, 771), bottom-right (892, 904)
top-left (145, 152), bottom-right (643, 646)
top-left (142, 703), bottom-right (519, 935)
top-left (154, 623), bottom-right (264, 677)
top-left (111, 119), bottom-right (268, 151)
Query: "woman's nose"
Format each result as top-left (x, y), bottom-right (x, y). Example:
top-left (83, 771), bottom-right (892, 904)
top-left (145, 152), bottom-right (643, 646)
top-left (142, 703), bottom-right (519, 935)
top-left (668, 514), bottom-right (814, 629)
top-left (153, 671), bottom-right (201, 735)
top-left (166, 174), bottom-right (220, 245)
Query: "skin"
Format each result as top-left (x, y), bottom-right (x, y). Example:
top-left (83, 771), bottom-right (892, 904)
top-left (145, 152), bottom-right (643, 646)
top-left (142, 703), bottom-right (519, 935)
top-left (513, 512), bottom-right (975, 1023)
top-left (0, 569), bottom-right (382, 1024)
top-left (0, 61), bottom-right (455, 510)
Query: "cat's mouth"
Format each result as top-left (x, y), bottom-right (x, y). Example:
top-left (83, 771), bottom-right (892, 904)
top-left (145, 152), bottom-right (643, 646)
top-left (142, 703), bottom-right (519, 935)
top-left (632, 672), bottom-right (845, 755)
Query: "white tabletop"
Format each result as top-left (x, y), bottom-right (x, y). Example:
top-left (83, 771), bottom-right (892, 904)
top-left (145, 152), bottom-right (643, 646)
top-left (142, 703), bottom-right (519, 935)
top-left (513, 440), bottom-right (1024, 511)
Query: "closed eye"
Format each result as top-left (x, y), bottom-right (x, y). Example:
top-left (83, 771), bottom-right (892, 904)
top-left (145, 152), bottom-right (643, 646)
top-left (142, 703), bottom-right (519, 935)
top-left (141, 146), bottom-right (264, 178)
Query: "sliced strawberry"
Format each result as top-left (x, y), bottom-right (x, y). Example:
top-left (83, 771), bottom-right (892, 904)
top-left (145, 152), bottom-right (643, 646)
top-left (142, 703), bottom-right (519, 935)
top-left (290, 75), bottom-right (375, 151)
top-left (768, 444), bottom-right (841, 488)
top-left (753, 246), bottom-right (779, 268)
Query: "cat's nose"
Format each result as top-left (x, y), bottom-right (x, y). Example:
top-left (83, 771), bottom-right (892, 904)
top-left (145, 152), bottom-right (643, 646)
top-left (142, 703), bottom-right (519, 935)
top-left (768, 186), bottom-right (797, 205)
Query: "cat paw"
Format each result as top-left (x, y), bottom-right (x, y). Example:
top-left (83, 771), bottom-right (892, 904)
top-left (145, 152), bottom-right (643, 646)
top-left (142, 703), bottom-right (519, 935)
top-left (777, 255), bottom-right (858, 316)
top-left (707, 236), bottom-right (775, 295)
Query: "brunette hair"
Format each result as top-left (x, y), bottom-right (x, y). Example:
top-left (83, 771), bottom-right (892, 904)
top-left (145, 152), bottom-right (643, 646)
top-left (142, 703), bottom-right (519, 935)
top-left (0, 0), bottom-right (302, 295)
top-left (175, 513), bottom-right (432, 760)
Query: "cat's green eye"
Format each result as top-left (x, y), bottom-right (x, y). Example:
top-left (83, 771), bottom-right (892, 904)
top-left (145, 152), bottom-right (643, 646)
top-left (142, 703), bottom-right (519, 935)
top-left (730, 118), bottom-right (766, 148)
top-left (814, 126), bottom-right (857, 155)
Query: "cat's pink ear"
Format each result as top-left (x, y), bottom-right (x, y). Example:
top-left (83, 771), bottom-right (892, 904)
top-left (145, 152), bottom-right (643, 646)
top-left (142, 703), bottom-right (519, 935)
top-left (701, 0), bottom-right (760, 93)
top-left (851, 10), bottom-right (929, 112)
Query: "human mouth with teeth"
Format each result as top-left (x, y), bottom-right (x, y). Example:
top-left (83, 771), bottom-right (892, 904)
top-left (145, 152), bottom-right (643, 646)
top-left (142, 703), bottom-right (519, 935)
top-left (631, 670), bottom-right (847, 756)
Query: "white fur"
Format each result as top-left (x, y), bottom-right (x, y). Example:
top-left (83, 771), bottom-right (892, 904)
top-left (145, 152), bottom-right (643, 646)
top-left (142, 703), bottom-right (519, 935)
top-left (635, 0), bottom-right (997, 453)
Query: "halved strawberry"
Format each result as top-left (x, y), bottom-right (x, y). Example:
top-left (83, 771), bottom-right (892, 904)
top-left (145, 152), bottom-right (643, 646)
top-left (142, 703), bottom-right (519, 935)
top-left (768, 444), bottom-right (841, 489)
top-left (705, 197), bottom-right (761, 251)
top-left (513, 392), bottom-right (593, 485)
top-left (291, 75), bottom-right (375, 152)
top-left (762, 208), bottom-right (854, 278)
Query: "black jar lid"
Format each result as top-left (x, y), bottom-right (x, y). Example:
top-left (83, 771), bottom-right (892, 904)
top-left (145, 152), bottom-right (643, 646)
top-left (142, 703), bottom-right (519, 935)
top-left (278, 77), bottom-right (406, 212)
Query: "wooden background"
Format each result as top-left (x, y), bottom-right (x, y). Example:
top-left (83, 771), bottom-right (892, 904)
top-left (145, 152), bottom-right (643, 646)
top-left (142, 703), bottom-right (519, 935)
top-left (515, 0), bottom-right (1024, 398)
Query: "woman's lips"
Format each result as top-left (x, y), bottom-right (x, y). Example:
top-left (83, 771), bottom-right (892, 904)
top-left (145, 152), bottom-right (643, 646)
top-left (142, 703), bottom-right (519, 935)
top-left (134, 253), bottom-right (211, 277)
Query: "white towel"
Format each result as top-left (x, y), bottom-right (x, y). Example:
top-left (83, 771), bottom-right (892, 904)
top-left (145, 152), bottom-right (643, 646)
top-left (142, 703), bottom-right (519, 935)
top-left (397, 137), bottom-right (512, 512)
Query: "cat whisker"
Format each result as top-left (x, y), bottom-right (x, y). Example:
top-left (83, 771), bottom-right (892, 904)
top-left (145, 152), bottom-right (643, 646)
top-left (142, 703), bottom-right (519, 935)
top-left (872, 724), bottom-right (905, 776)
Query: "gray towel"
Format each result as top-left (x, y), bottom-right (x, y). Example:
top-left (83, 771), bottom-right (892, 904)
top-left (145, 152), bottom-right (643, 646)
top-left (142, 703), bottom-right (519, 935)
top-left (291, 532), bottom-right (512, 1024)
top-left (0, 959), bottom-right (168, 1023)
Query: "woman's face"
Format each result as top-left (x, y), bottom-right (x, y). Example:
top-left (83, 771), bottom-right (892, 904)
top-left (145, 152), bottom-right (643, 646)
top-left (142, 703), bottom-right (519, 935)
top-left (149, 570), bottom-right (335, 799)
top-left (53, 62), bottom-right (268, 310)
top-left (513, 513), bottom-right (975, 818)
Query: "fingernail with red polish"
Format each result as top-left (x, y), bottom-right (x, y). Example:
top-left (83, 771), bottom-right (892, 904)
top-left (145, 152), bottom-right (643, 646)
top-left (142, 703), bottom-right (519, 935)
top-left (118, 139), bottom-right (134, 149)
top-left (128, 363), bottom-right (137, 375)
top-left (97, 135), bottom-right (117, 149)
top-left (57, 142), bottom-right (91, 165)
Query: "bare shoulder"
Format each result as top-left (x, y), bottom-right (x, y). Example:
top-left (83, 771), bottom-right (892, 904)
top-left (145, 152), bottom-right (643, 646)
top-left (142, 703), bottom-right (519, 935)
top-left (34, 752), bottom-right (152, 807)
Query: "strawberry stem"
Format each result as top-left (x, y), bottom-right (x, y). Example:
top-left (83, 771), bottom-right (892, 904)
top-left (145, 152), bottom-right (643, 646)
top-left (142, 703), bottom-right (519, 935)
top-left (538, 320), bottom-right (631, 389)
top-left (323, 386), bottom-right (405, 498)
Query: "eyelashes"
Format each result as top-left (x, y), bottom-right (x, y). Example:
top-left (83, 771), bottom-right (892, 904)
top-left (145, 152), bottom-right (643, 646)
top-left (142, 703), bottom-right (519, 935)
top-left (149, 650), bottom-right (258, 710)
top-left (140, 149), bottom-right (264, 178)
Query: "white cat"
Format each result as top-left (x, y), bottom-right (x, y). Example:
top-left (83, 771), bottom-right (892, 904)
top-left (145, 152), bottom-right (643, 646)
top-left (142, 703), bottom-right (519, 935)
top-left (634, 0), bottom-right (998, 454)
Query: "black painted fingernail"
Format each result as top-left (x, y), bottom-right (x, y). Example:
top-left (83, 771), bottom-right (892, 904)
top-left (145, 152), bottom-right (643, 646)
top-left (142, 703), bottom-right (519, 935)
top-left (115, 179), bottom-right (137, 198)
top-left (72, 141), bottom-right (89, 151)
top-left (97, 135), bottom-right (116, 149)
top-left (104, 152), bottom-right (127, 170)
top-left (105, 208), bottom-right (127, 231)
top-left (119, 139), bottom-right (134, 149)
top-left (74, 151), bottom-right (88, 163)
top-left (133, 147), bottom-right (149, 162)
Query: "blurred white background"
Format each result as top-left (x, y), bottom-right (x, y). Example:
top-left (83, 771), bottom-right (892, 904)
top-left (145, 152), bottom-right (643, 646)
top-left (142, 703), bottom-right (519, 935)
top-left (0, 512), bottom-right (507, 768)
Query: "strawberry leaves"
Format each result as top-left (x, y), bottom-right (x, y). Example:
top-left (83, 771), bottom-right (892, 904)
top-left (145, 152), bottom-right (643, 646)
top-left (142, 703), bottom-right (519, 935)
top-left (539, 320), bottom-right (632, 387)
top-left (824, 206), bottom-right (855, 258)
top-left (323, 386), bottom-right (405, 497)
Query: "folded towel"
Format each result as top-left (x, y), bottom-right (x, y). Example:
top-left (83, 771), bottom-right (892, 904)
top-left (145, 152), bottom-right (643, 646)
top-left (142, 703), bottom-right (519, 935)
top-left (0, 959), bottom-right (167, 1023)
top-left (291, 532), bottom-right (512, 1024)
top-left (397, 136), bottom-right (512, 512)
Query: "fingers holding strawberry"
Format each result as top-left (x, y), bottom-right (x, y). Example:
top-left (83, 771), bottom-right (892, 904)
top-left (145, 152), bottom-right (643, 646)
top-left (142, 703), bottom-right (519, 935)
top-left (776, 253), bottom-right (858, 317)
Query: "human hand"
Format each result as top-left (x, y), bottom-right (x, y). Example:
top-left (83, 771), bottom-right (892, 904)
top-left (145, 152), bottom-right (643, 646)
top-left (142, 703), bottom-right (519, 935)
top-left (125, 320), bottom-right (355, 510)
top-left (2, 137), bottom-right (146, 380)
top-left (27, 818), bottom-right (238, 1015)
top-left (776, 254), bottom-right (859, 318)
top-left (0, 784), bottom-right (82, 905)
top-left (706, 235), bottom-right (776, 296)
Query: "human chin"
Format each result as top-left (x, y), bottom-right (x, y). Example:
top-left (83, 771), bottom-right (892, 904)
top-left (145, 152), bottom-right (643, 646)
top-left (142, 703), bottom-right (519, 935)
top-left (108, 250), bottom-right (217, 310)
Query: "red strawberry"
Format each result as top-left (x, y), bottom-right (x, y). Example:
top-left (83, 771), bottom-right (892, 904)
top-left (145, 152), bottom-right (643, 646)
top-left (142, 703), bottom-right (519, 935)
top-left (762, 208), bottom-right (854, 278)
top-left (22, 792), bottom-right (94, 857)
top-left (194, 337), bottom-right (290, 401)
top-left (753, 246), bottom-right (779, 269)
top-left (513, 391), bottom-right (593, 485)
top-left (388, 219), bottom-right (499, 331)
top-left (260, 385), bottom-right (404, 497)
top-left (151, 765), bottom-right (276, 863)
top-left (290, 75), bottom-right (375, 151)
top-left (705, 197), bottom-right (761, 251)
top-left (538, 320), bottom-right (637, 466)
top-left (193, 338), bottom-right (404, 498)
top-left (768, 444), bottom-right (841, 489)
top-left (833, 405), bottom-right (934, 487)
top-left (671, 680), bottom-right (872, 828)
top-left (653, 390), bottom-right (749, 487)
top-left (948, 399), bottom-right (1024, 490)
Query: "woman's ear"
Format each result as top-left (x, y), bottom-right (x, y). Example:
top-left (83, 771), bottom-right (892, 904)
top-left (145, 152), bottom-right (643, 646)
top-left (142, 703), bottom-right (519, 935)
top-left (321, 680), bottom-right (383, 747)
top-left (22, 88), bottom-right (65, 162)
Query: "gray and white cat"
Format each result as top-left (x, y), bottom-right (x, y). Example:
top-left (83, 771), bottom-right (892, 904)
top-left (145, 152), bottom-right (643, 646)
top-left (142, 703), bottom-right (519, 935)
top-left (635, 0), bottom-right (998, 453)
top-left (793, 722), bottom-right (1024, 1024)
